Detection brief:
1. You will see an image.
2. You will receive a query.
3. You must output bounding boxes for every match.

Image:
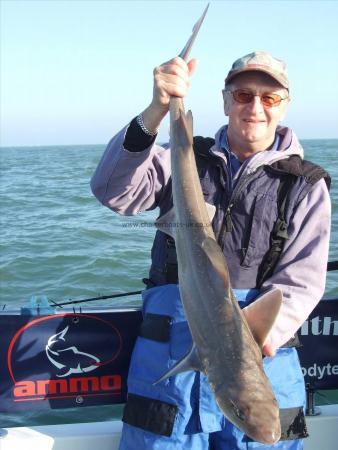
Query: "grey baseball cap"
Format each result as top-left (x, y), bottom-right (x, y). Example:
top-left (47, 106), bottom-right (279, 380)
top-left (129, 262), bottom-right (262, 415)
top-left (225, 51), bottom-right (289, 89)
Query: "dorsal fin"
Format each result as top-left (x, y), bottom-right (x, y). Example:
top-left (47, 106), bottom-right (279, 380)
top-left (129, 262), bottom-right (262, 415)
top-left (242, 288), bottom-right (282, 348)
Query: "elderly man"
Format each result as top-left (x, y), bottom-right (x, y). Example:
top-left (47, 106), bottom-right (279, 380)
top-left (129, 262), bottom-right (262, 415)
top-left (91, 51), bottom-right (331, 449)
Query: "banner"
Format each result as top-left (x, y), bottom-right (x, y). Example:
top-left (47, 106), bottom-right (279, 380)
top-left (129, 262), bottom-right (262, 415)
top-left (0, 298), bottom-right (337, 412)
top-left (0, 309), bottom-right (142, 412)
top-left (297, 299), bottom-right (338, 390)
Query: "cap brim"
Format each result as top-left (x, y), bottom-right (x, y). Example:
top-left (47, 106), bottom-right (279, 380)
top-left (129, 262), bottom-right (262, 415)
top-left (225, 67), bottom-right (289, 89)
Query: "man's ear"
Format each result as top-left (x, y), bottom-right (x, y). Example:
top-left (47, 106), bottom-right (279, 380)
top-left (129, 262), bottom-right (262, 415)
top-left (222, 89), bottom-right (231, 116)
top-left (279, 97), bottom-right (291, 122)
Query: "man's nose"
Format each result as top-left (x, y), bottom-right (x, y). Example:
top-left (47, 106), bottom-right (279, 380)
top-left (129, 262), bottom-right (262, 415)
top-left (248, 95), bottom-right (265, 114)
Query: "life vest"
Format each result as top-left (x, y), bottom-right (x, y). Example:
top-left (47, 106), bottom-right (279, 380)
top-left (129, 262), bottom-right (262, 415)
top-left (146, 137), bottom-right (330, 289)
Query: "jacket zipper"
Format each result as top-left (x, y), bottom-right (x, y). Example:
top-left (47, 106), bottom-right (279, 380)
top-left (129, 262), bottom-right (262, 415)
top-left (218, 168), bottom-right (262, 248)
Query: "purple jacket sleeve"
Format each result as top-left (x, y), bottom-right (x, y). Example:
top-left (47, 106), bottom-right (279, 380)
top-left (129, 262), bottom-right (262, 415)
top-left (91, 125), bottom-right (171, 215)
top-left (263, 178), bottom-right (331, 349)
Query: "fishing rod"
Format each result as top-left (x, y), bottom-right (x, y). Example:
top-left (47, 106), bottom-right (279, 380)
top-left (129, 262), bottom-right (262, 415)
top-left (50, 260), bottom-right (338, 308)
top-left (49, 290), bottom-right (143, 308)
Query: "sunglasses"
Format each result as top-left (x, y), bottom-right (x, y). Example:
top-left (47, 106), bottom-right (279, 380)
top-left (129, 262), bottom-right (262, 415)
top-left (225, 89), bottom-right (288, 108)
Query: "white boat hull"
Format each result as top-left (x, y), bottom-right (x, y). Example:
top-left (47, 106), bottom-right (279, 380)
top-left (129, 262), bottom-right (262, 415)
top-left (1, 405), bottom-right (337, 450)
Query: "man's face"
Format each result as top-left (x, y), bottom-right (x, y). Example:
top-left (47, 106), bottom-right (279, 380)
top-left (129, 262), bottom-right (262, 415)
top-left (223, 72), bottom-right (289, 149)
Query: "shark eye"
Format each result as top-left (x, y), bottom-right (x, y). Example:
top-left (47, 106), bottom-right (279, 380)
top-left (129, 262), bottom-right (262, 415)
top-left (230, 400), bottom-right (246, 422)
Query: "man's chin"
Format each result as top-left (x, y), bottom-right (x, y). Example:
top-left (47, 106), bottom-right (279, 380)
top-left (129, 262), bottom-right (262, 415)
top-left (241, 132), bottom-right (266, 144)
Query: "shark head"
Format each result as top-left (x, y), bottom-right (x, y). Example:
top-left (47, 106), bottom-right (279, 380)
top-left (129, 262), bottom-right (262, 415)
top-left (219, 389), bottom-right (281, 444)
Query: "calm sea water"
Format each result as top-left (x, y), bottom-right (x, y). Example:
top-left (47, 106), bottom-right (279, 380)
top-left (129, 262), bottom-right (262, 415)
top-left (0, 139), bottom-right (337, 427)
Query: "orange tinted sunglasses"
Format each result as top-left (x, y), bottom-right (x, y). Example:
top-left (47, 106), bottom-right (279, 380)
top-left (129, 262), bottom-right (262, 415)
top-left (226, 89), bottom-right (288, 108)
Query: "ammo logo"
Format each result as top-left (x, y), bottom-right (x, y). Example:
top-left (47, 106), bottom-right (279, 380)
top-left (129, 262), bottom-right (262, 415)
top-left (7, 314), bottom-right (123, 401)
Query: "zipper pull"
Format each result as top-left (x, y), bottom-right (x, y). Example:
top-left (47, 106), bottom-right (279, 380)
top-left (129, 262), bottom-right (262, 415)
top-left (225, 204), bottom-right (233, 232)
top-left (217, 203), bottom-right (234, 248)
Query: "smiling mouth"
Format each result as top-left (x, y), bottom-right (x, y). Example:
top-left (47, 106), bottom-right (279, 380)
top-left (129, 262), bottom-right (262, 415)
top-left (243, 119), bottom-right (265, 123)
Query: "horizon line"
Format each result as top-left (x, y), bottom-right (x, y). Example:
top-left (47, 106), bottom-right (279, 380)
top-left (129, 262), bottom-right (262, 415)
top-left (1, 137), bottom-right (338, 149)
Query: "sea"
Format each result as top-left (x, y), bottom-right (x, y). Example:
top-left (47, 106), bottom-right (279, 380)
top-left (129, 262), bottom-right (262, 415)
top-left (0, 139), bottom-right (337, 428)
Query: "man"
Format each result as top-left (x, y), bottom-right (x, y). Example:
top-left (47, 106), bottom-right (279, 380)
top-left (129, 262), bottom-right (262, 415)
top-left (91, 51), bottom-right (331, 449)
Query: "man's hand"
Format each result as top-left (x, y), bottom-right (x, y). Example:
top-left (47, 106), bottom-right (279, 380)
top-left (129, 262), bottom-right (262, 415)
top-left (262, 340), bottom-right (276, 358)
top-left (152, 56), bottom-right (198, 110)
top-left (142, 57), bottom-right (198, 134)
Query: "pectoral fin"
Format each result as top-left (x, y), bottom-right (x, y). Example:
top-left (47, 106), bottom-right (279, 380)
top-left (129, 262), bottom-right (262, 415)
top-left (155, 207), bottom-right (177, 239)
top-left (153, 344), bottom-right (203, 385)
top-left (205, 203), bottom-right (216, 222)
top-left (243, 288), bottom-right (282, 348)
top-left (155, 203), bottom-right (216, 239)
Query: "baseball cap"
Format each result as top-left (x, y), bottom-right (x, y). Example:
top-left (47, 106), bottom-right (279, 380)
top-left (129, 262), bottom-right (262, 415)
top-left (225, 51), bottom-right (289, 89)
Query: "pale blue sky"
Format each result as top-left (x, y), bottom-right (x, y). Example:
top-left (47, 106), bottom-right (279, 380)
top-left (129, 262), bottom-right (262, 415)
top-left (1, 0), bottom-right (338, 146)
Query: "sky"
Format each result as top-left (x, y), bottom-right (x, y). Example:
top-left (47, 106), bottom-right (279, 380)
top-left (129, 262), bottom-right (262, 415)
top-left (1, 0), bottom-right (338, 146)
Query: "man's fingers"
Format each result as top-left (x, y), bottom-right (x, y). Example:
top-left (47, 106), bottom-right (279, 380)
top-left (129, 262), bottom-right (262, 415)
top-left (187, 58), bottom-right (198, 77)
top-left (262, 342), bottom-right (276, 358)
top-left (152, 56), bottom-right (197, 108)
top-left (155, 61), bottom-right (190, 83)
top-left (157, 80), bottom-right (189, 98)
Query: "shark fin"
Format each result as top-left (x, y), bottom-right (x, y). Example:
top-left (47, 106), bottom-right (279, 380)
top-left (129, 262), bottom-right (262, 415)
top-left (205, 203), bottom-right (216, 222)
top-left (172, 107), bottom-right (194, 148)
top-left (155, 208), bottom-right (176, 239)
top-left (242, 288), bottom-right (282, 348)
top-left (185, 110), bottom-right (194, 142)
top-left (155, 203), bottom-right (216, 238)
top-left (153, 344), bottom-right (203, 385)
top-left (201, 237), bottom-right (230, 290)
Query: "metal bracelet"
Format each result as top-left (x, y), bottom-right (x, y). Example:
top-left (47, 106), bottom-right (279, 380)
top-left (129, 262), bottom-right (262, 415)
top-left (136, 113), bottom-right (158, 137)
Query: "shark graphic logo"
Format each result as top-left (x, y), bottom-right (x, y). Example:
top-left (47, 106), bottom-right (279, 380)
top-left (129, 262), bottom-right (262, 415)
top-left (46, 326), bottom-right (101, 377)
top-left (5, 312), bottom-right (142, 409)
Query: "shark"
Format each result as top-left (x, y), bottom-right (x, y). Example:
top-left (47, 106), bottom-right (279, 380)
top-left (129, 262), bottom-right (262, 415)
top-left (155, 95), bottom-right (282, 444)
